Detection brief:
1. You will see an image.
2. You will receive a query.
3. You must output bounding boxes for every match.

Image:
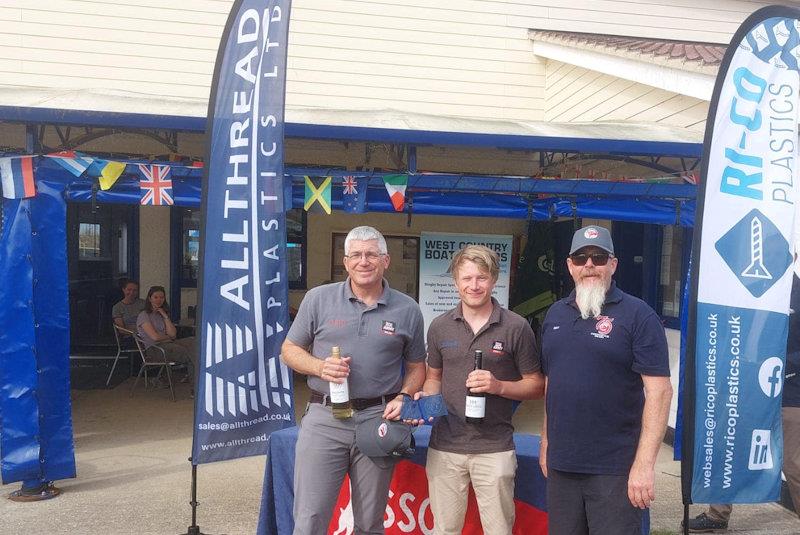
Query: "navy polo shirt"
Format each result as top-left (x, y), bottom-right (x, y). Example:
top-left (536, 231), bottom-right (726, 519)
top-left (541, 282), bottom-right (670, 475)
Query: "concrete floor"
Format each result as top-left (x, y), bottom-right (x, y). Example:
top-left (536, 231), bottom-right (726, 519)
top-left (1, 377), bottom-right (798, 534)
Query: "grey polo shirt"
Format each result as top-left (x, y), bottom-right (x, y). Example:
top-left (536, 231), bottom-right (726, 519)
top-left (427, 298), bottom-right (541, 454)
top-left (287, 279), bottom-right (426, 399)
top-left (112, 298), bottom-right (145, 330)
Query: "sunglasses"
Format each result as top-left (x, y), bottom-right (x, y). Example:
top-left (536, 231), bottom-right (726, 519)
top-left (570, 252), bottom-right (612, 266)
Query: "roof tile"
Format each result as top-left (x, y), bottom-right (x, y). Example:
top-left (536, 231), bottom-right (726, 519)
top-left (532, 30), bottom-right (726, 67)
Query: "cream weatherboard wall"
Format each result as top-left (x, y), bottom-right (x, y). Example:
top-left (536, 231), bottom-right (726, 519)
top-left (544, 60), bottom-right (710, 132)
top-left (0, 0), bottom-right (791, 122)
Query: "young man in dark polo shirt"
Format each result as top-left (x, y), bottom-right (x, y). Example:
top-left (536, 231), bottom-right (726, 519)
top-left (540, 225), bottom-right (672, 534)
top-left (419, 244), bottom-right (543, 535)
top-left (281, 226), bottom-right (426, 535)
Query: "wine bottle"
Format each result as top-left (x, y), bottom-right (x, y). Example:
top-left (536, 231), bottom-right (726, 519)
top-left (465, 350), bottom-right (485, 424)
top-left (329, 346), bottom-right (353, 419)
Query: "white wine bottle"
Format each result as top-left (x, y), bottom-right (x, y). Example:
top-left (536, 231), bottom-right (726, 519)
top-left (329, 346), bottom-right (353, 419)
top-left (465, 350), bottom-right (485, 424)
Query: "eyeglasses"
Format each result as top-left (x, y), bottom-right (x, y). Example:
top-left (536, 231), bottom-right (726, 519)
top-left (345, 251), bottom-right (385, 262)
top-left (570, 252), bottom-right (612, 266)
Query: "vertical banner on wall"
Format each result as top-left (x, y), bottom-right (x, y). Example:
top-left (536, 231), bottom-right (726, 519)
top-left (419, 232), bottom-right (512, 336)
top-left (192, 0), bottom-right (294, 464)
top-left (683, 6), bottom-right (800, 504)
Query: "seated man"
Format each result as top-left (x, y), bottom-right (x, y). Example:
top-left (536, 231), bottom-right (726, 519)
top-left (112, 280), bottom-right (145, 332)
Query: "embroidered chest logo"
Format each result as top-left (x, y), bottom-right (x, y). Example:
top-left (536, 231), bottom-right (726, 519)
top-left (592, 316), bottom-right (614, 339)
top-left (491, 340), bottom-right (505, 354)
top-left (378, 422), bottom-right (388, 437)
top-left (381, 320), bottom-right (396, 335)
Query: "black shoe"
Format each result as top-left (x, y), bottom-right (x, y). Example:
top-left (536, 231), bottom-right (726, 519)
top-left (685, 512), bottom-right (728, 532)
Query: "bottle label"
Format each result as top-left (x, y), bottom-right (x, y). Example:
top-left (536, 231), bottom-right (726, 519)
top-left (330, 379), bottom-right (349, 404)
top-left (465, 395), bottom-right (485, 418)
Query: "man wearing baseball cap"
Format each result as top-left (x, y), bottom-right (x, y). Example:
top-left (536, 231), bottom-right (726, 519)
top-left (539, 225), bottom-right (673, 534)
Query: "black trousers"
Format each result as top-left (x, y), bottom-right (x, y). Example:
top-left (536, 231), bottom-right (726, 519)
top-left (546, 469), bottom-right (642, 535)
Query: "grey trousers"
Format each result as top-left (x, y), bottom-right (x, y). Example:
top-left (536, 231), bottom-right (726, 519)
top-left (707, 406), bottom-right (800, 522)
top-left (148, 336), bottom-right (197, 379)
top-left (292, 402), bottom-right (395, 535)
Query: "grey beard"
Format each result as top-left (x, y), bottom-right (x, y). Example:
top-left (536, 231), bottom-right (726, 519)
top-left (575, 281), bottom-right (607, 320)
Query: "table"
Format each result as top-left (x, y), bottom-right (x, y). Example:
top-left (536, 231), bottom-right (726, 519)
top-left (256, 426), bottom-right (649, 535)
top-left (257, 425), bottom-right (547, 535)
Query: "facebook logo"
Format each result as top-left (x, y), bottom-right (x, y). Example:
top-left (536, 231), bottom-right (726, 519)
top-left (758, 357), bottom-right (784, 398)
top-left (748, 429), bottom-right (774, 470)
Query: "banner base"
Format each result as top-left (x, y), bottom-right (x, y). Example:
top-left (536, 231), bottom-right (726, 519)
top-left (7, 481), bottom-right (61, 502)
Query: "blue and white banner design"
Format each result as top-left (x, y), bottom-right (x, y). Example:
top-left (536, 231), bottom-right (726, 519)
top-left (684, 6), bottom-right (800, 503)
top-left (192, 0), bottom-right (294, 464)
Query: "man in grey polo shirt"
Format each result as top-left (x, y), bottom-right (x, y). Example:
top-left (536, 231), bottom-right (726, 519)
top-left (418, 244), bottom-right (544, 535)
top-left (281, 226), bottom-right (426, 535)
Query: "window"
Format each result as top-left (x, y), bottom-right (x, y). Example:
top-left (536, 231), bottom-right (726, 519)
top-left (658, 225), bottom-right (686, 322)
top-left (180, 210), bottom-right (201, 287)
top-left (78, 222), bottom-right (108, 260)
top-left (176, 208), bottom-right (306, 289)
top-left (287, 209), bottom-right (306, 289)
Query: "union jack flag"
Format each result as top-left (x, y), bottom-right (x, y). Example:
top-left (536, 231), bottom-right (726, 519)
top-left (138, 164), bottom-right (173, 205)
top-left (343, 175), bottom-right (357, 195)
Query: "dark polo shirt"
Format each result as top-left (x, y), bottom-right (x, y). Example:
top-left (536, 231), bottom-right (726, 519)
top-left (287, 279), bottom-right (426, 399)
top-left (427, 298), bottom-right (540, 454)
top-left (541, 281), bottom-right (670, 475)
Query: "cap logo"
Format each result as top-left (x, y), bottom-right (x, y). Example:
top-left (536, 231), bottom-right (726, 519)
top-left (584, 228), bottom-right (599, 239)
top-left (378, 422), bottom-right (388, 437)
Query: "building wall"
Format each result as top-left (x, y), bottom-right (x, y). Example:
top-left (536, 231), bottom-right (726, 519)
top-left (293, 210), bottom-right (527, 307)
top-left (544, 60), bottom-right (709, 131)
top-left (138, 205), bottom-right (171, 300)
top-left (506, 0), bottom-right (773, 43)
top-left (0, 0), bottom-right (779, 123)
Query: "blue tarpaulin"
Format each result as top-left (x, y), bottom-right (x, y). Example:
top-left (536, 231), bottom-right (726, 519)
top-left (0, 177), bottom-right (75, 484)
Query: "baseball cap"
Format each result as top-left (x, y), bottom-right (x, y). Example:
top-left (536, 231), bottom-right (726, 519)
top-left (354, 413), bottom-right (415, 468)
top-left (570, 225), bottom-right (614, 255)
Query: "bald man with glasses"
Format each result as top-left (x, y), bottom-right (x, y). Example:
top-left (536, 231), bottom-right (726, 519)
top-left (281, 225), bottom-right (426, 535)
top-left (539, 225), bottom-right (673, 535)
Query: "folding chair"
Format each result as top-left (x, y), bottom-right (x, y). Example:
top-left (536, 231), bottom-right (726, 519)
top-left (106, 324), bottom-right (141, 387)
top-left (128, 332), bottom-right (178, 402)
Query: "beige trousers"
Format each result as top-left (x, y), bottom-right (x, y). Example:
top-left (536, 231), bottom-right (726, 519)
top-left (426, 447), bottom-right (517, 535)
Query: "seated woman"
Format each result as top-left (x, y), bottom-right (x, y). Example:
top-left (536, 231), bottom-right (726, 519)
top-left (136, 285), bottom-right (197, 382)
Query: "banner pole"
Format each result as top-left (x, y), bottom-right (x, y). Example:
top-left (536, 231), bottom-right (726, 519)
top-left (180, 458), bottom-right (212, 535)
top-left (682, 504), bottom-right (689, 535)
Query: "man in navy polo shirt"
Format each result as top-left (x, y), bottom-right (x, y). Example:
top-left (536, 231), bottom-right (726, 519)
top-left (540, 225), bottom-right (673, 534)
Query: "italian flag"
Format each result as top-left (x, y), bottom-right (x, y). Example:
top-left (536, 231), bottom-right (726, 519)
top-left (383, 174), bottom-right (407, 212)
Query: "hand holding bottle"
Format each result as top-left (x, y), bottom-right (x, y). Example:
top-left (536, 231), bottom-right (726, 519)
top-left (319, 355), bottom-right (351, 384)
top-left (465, 369), bottom-right (501, 395)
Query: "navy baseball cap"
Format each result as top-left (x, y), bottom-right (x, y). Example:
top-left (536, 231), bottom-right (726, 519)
top-left (570, 225), bottom-right (614, 255)
top-left (355, 414), bottom-right (415, 468)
